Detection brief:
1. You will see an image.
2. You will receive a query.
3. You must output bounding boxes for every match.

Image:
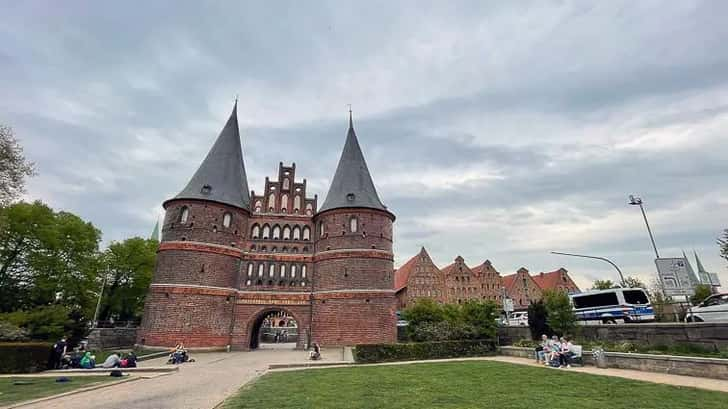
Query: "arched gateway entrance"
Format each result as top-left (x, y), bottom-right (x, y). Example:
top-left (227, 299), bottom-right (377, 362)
top-left (249, 309), bottom-right (300, 350)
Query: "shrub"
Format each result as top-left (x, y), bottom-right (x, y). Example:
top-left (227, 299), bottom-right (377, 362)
top-left (1, 305), bottom-right (72, 341)
top-left (353, 340), bottom-right (497, 364)
top-left (0, 320), bottom-right (29, 342)
top-left (512, 339), bottom-right (538, 348)
top-left (543, 290), bottom-right (576, 336)
top-left (0, 342), bottom-right (53, 373)
top-left (401, 299), bottom-right (498, 342)
top-left (527, 300), bottom-right (551, 340)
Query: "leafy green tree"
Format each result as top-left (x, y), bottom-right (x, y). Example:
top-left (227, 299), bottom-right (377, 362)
top-left (460, 300), bottom-right (498, 340)
top-left (691, 284), bottom-right (713, 305)
top-left (543, 290), bottom-right (576, 336)
top-left (0, 124), bottom-right (36, 206)
top-left (402, 299), bottom-right (498, 342)
top-left (97, 237), bottom-right (157, 321)
top-left (591, 280), bottom-right (615, 290)
top-left (623, 276), bottom-right (646, 289)
top-left (0, 201), bottom-right (101, 340)
top-left (719, 229), bottom-right (728, 263)
top-left (527, 300), bottom-right (551, 340)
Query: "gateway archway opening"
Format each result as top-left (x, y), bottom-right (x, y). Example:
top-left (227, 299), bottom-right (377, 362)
top-left (250, 309), bottom-right (299, 350)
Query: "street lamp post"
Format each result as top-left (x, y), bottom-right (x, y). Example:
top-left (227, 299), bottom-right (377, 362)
top-left (550, 251), bottom-right (626, 287)
top-left (628, 195), bottom-right (660, 259)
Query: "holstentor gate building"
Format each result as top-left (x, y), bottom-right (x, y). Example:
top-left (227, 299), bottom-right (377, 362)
top-left (137, 103), bottom-right (396, 349)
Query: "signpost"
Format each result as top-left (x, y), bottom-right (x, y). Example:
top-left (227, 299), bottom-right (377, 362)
top-left (655, 258), bottom-right (697, 297)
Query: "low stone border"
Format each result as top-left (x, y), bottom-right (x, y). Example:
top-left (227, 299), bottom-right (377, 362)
top-left (1, 376), bottom-right (140, 409)
top-left (268, 361), bottom-right (351, 370)
top-left (499, 346), bottom-right (728, 380)
top-left (43, 366), bottom-right (178, 374)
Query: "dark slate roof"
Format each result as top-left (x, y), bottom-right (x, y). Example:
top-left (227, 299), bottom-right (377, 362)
top-left (319, 113), bottom-right (390, 215)
top-left (166, 102), bottom-right (251, 210)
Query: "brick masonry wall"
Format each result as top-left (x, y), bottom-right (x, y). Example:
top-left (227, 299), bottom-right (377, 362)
top-left (154, 248), bottom-right (241, 288)
top-left (315, 256), bottom-right (393, 291)
top-left (137, 287), bottom-right (236, 348)
top-left (87, 327), bottom-right (138, 350)
top-left (163, 200), bottom-right (249, 248)
top-left (312, 293), bottom-right (397, 346)
top-left (314, 209), bottom-right (393, 252)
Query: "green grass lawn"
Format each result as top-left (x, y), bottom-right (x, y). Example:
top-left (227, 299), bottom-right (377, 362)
top-left (0, 376), bottom-right (114, 406)
top-left (222, 361), bottom-right (727, 409)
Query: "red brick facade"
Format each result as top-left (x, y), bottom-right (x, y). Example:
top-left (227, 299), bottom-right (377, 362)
top-left (138, 111), bottom-right (396, 350)
top-left (393, 251), bottom-right (580, 311)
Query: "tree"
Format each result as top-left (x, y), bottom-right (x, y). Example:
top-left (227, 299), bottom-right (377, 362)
top-left (543, 290), bottom-right (576, 336)
top-left (527, 299), bottom-right (552, 340)
top-left (0, 125), bottom-right (36, 206)
top-left (719, 229), bottom-right (728, 263)
top-left (691, 284), bottom-right (713, 306)
top-left (97, 237), bottom-right (157, 322)
top-left (623, 276), bottom-right (646, 289)
top-left (591, 280), bottom-right (615, 290)
top-left (0, 201), bottom-right (101, 340)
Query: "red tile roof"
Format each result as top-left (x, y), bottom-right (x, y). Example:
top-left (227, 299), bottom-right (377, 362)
top-left (532, 268), bottom-right (579, 292)
top-left (501, 273), bottom-right (516, 291)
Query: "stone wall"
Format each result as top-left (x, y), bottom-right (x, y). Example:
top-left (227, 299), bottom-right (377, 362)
top-left (500, 346), bottom-right (728, 380)
top-left (498, 323), bottom-right (728, 350)
top-left (87, 327), bottom-right (138, 350)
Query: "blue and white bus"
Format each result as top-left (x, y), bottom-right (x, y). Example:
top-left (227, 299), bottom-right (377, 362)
top-left (570, 288), bottom-right (654, 324)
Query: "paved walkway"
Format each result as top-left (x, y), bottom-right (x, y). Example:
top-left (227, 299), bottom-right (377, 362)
top-left (15, 348), bottom-right (317, 409)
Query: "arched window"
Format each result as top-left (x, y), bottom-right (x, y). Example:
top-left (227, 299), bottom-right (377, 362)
top-left (247, 263), bottom-right (253, 277)
top-left (293, 196), bottom-right (301, 212)
top-left (254, 200), bottom-right (262, 213)
top-left (262, 224), bottom-right (270, 239)
top-left (251, 224), bottom-right (260, 239)
top-left (291, 265), bottom-right (297, 278)
top-left (258, 264), bottom-right (264, 277)
top-left (280, 264), bottom-right (286, 278)
top-left (318, 221), bottom-right (325, 237)
top-left (268, 193), bottom-right (276, 211)
top-left (269, 264), bottom-right (275, 277)
top-left (283, 225), bottom-right (291, 240)
top-left (305, 203), bottom-right (313, 216)
top-left (302, 226), bottom-right (311, 241)
top-left (293, 226), bottom-right (301, 240)
top-left (245, 279), bottom-right (251, 286)
top-left (223, 212), bottom-right (232, 228)
top-left (349, 216), bottom-right (358, 233)
top-left (301, 265), bottom-right (307, 279)
top-left (283, 178), bottom-right (290, 190)
top-left (179, 206), bottom-right (189, 223)
top-left (281, 194), bottom-right (288, 212)
top-left (272, 225), bottom-right (281, 240)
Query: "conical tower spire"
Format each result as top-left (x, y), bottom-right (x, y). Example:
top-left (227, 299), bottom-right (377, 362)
top-left (167, 101), bottom-right (251, 210)
top-left (150, 218), bottom-right (160, 241)
top-left (319, 111), bottom-right (389, 214)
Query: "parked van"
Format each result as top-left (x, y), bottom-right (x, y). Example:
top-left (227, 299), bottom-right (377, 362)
top-left (508, 311), bottom-right (528, 326)
top-left (570, 288), bottom-right (654, 324)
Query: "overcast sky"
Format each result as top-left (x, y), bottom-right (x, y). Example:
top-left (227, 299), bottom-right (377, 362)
top-left (3, 1), bottom-right (728, 290)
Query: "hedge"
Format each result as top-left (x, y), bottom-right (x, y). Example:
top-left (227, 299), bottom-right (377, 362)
top-left (353, 339), bottom-right (497, 364)
top-left (0, 342), bottom-right (53, 374)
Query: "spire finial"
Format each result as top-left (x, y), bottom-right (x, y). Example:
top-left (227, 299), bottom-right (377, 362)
top-left (347, 104), bottom-right (353, 129)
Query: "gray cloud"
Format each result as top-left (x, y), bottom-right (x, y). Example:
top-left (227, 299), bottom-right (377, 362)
top-left (2, 1), bottom-right (728, 291)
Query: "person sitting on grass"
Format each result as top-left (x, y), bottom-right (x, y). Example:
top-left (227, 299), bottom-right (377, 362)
top-left (102, 353), bottom-right (122, 368)
top-left (559, 337), bottom-right (574, 368)
top-left (79, 352), bottom-right (96, 369)
top-left (120, 352), bottom-right (138, 368)
top-left (535, 334), bottom-right (548, 363)
top-left (309, 343), bottom-right (321, 360)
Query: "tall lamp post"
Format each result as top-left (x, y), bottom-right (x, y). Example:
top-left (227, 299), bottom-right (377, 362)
top-left (628, 195), bottom-right (660, 259)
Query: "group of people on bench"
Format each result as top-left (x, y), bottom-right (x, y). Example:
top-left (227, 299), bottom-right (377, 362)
top-left (536, 335), bottom-right (576, 368)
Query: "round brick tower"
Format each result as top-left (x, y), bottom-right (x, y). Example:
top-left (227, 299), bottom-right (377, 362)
top-left (312, 112), bottom-right (397, 345)
top-left (137, 102), bottom-right (251, 348)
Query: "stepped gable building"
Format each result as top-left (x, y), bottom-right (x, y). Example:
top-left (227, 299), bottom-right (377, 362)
top-left (531, 268), bottom-right (580, 294)
top-left (502, 267), bottom-right (543, 310)
top-left (441, 256), bottom-right (503, 304)
top-left (394, 247), bottom-right (446, 309)
top-left (137, 104), bottom-right (396, 349)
